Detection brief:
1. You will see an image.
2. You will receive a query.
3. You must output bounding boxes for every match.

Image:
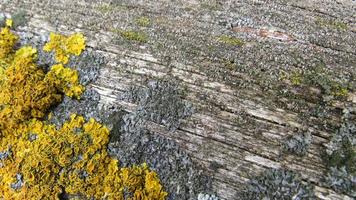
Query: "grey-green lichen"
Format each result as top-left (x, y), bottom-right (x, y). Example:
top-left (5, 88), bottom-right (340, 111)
top-left (282, 131), bottom-right (312, 156)
top-left (324, 167), bottom-right (355, 196)
top-left (197, 193), bottom-right (222, 200)
top-left (240, 168), bottom-right (316, 199)
top-left (109, 79), bottom-right (211, 200)
top-left (122, 79), bottom-right (194, 131)
top-left (323, 107), bottom-right (355, 196)
top-left (10, 10), bottom-right (27, 28)
top-left (108, 108), bottom-right (211, 200)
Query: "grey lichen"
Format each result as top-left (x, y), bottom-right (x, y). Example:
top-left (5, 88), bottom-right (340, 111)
top-left (11, 10), bottom-right (27, 28)
top-left (283, 131), bottom-right (312, 156)
top-left (48, 88), bottom-right (101, 127)
top-left (323, 107), bottom-right (355, 196)
top-left (123, 79), bottom-right (194, 131)
top-left (197, 193), bottom-right (222, 200)
top-left (240, 168), bottom-right (316, 200)
top-left (68, 49), bottom-right (104, 85)
top-left (0, 11), bottom-right (27, 28)
top-left (324, 111), bottom-right (355, 172)
top-left (18, 32), bottom-right (105, 127)
top-left (107, 80), bottom-right (209, 199)
top-left (108, 109), bottom-right (212, 200)
top-left (0, 149), bottom-right (11, 160)
top-left (37, 45), bottom-right (104, 127)
top-left (36, 40), bottom-right (105, 126)
top-left (0, 13), bottom-right (5, 26)
top-left (324, 167), bottom-right (356, 196)
top-left (10, 174), bottom-right (24, 191)
top-left (28, 133), bottom-right (38, 142)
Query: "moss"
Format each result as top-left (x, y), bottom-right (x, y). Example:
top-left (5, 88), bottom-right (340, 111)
top-left (114, 29), bottom-right (148, 43)
top-left (316, 17), bottom-right (348, 31)
top-left (222, 59), bottom-right (236, 70)
top-left (290, 71), bottom-right (303, 85)
top-left (96, 3), bottom-right (115, 13)
top-left (217, 35), bottom-right (244, 46)
top-left (136, 16), bottom-right (151, 27)
top-left (286, 66), bottom-right (350, 98)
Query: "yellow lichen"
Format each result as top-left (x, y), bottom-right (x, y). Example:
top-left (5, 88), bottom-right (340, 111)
top-left (0, 46), bottom-right (62, 133)
top-left (0, 115), bottom-right (167, 199)
top-left (5, 19), bottom-right (13, 27)
top-left (45, 64), bottom-right (84, 99)
top-left (0, 23), bottom-right (18, 59)
top-left (121, 163), bottom-right (167, 200)
top-left (43, 32), bottom-right (86, 64)
top-left (0, 22), bottom-right (167, 200)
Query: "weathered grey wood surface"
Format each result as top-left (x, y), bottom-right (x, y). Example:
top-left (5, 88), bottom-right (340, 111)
top-left (1, 0), bottom-right (355, 199)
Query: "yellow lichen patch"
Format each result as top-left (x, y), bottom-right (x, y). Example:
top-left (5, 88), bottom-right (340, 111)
top-left (0, 24), bottom-right (18, 59)
top-left (0, 43), bottom-right (84, 133)
top-left (0, 23), bottom-right (167, 199)
top-left (0, 115), bottom-right (167, 200)
top-left (0, 46), bottom-right (62, 133)
top-left (43, 32), bottom-right (86, 64)
top-left (121, 163), bottom-right (168, 200)
top-left (45, 64), bottom-right (84, 99)
top-left (5, 19), bottom-right (13, 27)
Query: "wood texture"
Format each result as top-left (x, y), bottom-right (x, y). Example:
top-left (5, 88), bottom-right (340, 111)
top-left (1, 0), bottom-right (355, 199)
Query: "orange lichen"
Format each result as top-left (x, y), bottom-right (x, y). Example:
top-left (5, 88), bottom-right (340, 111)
top-left (43, 32), bottom-right (86, 64)
top-left (0, 22), bottom-right (167, 199)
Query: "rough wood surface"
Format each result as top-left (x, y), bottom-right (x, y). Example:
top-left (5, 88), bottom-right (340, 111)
top-left (1, 0), bottom-right (355, 199)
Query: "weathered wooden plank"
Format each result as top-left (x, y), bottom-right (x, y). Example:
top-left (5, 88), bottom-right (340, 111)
top-left (1, 0), bottom-right (355, 199)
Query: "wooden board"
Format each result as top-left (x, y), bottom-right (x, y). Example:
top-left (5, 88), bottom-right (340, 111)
top-left (1, 0), bottom-right (355, 199)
